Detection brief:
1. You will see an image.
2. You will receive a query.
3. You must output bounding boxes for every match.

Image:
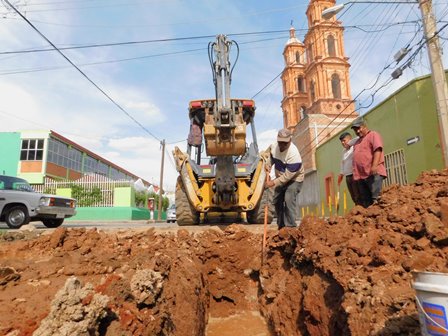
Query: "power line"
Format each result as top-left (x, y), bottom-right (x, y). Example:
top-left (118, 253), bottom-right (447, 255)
top-left (299, 19), bottom-right (448, 159)
top-left (249, 19), bottom-right (422, 100)
top-left (2, 0), bottom-right (182, 12)
top-left (0, 34), bottom-right (217, 55)
top-left (2, 0), bottom-right (161, 142)
top-left (0, 29), bottom-right (291, 55)
top-left (0, 22), bottom-right (423, 56)
top-left (251, 72), bottom-right (282, 99)
top-left (0, 35), bottom-right (290, 76)
top-left (0, 47), bottom-right (206, 76)
top-left (299, 74), bottom-right (395, 159)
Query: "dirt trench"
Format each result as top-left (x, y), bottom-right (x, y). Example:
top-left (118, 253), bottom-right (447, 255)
top-left (0, 169), bottom-right (448, 336)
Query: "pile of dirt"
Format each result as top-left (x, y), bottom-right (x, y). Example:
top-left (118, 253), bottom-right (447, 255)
top-left (0, 169), bottom-right (447, 336)
top-left (260, 169), bottom-right (448, 335)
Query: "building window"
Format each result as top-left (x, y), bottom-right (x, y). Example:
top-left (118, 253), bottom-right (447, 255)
top-left (48, 138), bottom-right (82, 172)
top-left (67, 147), bottom-right (82, 172)
top-left (384, 149), bottom-right (408, 187)
top-left (331, 74), bottom-right (341, 99)
top-left (297, 76), bottom-right (305, 93)
top-left (110, 168), bottom-right (129, 180)
top-left (310, 80), bottom-right (316, 102)
top-left (20, 139), bottom-right (44, 161)
top-left (299, 106), bottom-right (307, 120)
top-left (295, 51), bottom-right (301, 64)
top-left (307, 45), bottom-right (314, 62)
top-left (83, 155), bottom-right (98, 174)
top-left (97, 161), bottom-right (109, 176)
top-left (327, 35), bottom-right (336, 57)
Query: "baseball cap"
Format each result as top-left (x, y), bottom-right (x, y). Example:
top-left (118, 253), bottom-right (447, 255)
top-left (277, 128), bottom-right (292, 142)
top-left (339, 132), bottom-right (351, 141)
top-left (351, 117), bottom-right (365, 129)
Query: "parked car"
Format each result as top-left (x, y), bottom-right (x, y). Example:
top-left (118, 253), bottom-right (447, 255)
top-left (0, 175), bottom-right (77, 229)
top-left (166, 204), bottom-right (176, 223)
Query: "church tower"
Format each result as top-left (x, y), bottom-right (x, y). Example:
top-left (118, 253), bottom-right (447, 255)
top-left (304, 0), bottom-right (354, 117)
top-left (281, 0), bottom-right (356, 175)
top-left (281, 27), bottom-right (308, 130)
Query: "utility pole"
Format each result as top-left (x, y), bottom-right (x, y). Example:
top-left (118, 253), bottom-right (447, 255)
top-left (419, 0), bottom-right (448, 167)
top-left (157, 139), bottom-right (165, 220)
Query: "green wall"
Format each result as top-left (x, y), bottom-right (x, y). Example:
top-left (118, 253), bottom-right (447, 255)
top-left (316, 74), bottom-right (445, 213)
top-left (67, 207), bottom-right (164, 220)
top-left (0, 132), bottom-right (21, 176)
top-left (114, 187), bottom-right (136, 207)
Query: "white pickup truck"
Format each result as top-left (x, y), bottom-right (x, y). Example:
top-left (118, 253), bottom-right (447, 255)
top-left (0, 175), bottom-right (77, 229)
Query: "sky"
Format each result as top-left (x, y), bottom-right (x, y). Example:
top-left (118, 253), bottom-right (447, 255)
top-left (0, 0), bottom-right (447, 191)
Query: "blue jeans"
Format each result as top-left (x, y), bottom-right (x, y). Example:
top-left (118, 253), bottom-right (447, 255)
top-left (273, 181), bottom-right (302, 228)
top-left (356, 174), bottom-right (384, 208)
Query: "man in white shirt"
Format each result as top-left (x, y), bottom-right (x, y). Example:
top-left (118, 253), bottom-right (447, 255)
top-left (265, 128), bottom-right (304, 228)
top-left (337, 132), bottom-right (360, 205)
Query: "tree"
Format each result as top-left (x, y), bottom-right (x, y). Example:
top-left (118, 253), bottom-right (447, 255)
top-left (148, 191), bottom-right (169, 211)
top-left (135, 191), bottom-right (147, 208)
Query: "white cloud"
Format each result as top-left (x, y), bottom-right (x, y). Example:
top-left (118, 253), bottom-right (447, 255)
top-left (0, 82), bottom-right (42, 131)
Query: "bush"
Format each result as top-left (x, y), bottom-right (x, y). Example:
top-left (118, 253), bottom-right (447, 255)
top-left (71, 185), bottom-right (102, 207)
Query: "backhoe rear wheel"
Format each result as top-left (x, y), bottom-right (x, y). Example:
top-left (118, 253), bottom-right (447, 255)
top-left (247, 188), bottom-right (274, 224)
top-left (175, 176), bottom-right (199, 226)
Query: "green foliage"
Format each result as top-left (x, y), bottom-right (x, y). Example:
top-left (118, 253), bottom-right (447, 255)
top-left (71, 184), bottom-right (102, 207)
top-left (148, 191), bottom-right (169, 211)
top-left (43, 187), bottom-right (56, 195)
top-left (135, 191), bottom-right (147, 208)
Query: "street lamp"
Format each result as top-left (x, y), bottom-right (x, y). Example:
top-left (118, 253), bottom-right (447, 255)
top-left (322, 1), bottom-right (418, 20)
top-left (322, 0), bottom-right (448, 167)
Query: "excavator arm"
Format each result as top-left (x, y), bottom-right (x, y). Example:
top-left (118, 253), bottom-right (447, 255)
top-left (172, 34), bottom-right (274, 225)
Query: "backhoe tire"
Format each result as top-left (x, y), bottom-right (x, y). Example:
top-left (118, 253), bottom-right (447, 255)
top-left (42, 218), bottom-right (64, 228)
top-left (247, 188), bottom-right (274, 224)
top-left (175, 177), bottom-right (199, 226)
top-left (5, 205), bottom-right (30, 229)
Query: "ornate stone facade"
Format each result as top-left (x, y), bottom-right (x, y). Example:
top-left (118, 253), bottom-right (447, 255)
top-left (281, 0), bottom-right (357, 173)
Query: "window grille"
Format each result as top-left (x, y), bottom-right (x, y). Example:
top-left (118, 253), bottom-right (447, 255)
top-left (384, 149), bottom-right (408, 187)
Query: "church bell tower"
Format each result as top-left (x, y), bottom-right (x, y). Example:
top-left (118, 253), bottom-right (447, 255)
top-left (281, 0), bottom-right (356, 173)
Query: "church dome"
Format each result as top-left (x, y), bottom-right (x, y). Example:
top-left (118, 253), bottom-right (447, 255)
top-left (286, 26), bottom-right (303, 46)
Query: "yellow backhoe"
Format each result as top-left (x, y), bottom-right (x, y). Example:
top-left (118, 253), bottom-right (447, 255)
top-left (173, 35), bottom-right (274, 225)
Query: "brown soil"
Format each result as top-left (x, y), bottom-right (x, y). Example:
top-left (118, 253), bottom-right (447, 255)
top-left (1, 169), bottom-right (448, 336)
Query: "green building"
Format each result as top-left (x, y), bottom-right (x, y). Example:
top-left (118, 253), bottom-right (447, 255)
top-left (315, 73), bottom-right (445, 214)
top-left (0, 130), bottom-right (156, 220)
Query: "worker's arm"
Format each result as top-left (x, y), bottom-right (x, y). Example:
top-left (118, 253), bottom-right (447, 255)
top-left (370, 148), bottom-right (382, 175)
top-left (347, 136), bottom-right (359, 147)
top-left (338, 174), bottom-right (344, 186)
top-left (264, 145), bottom-right (275, 188)
top-left (338, 152), bottom-right (344, 185)
top-left (272, 163), bottom-right (301, 187)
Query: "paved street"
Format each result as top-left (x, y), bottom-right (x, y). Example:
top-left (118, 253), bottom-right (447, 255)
top-left (0, 219), bottom-right (280, 234)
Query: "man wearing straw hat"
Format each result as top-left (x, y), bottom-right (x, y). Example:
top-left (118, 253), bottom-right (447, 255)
top-left (265, 128), bottom-right (304, 228)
